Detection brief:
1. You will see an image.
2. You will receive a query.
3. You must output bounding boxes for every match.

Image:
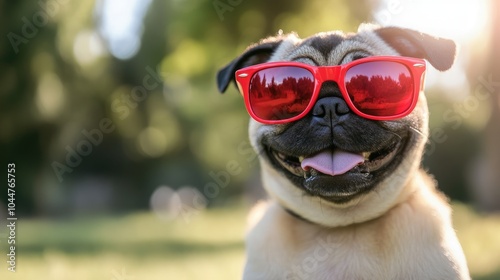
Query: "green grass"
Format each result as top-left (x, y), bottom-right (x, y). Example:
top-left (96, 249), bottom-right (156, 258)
top-left (453, 203), bottom-right (500, 280)
top-left (1, 203), bottom-right (499, 280)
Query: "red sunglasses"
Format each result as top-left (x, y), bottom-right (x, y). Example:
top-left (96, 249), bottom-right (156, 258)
top-left (235, 56), bottom-right (426, 124)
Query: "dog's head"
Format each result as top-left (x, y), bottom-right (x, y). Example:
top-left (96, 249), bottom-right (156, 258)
top-left (217, 25), bottom-right (456, 227)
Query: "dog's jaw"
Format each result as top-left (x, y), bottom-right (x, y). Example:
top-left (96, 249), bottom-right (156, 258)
top-left (257, 138), bottom-right (423, 227)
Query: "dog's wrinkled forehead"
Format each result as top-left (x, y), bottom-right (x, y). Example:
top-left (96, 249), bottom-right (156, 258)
top-left (269, 29), bottom-right (400, 66)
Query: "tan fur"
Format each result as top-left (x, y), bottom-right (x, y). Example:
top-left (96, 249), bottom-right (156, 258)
top-left (242, 28), bottom-right (470, 280)
top-left (244, 171), bottom-right (469, 279)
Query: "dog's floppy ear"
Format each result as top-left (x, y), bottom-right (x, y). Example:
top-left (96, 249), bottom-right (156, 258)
top-left (217, 37), bottom-right (284, 93)
top-left (375, 27), bottom-right (457, 71)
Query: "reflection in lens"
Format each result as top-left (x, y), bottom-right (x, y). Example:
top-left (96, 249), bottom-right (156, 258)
top-left (249, 67), bottom-right (314, 121)
top-left (345, 61), bottom-right (413, 116)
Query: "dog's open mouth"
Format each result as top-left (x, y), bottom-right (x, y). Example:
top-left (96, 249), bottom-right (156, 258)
top-left (267, 140), bottom-right (402, 203)
top-left (271, 141), bottom-right (400, 178)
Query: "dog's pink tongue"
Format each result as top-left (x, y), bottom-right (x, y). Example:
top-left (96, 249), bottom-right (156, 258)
top-left (301, 150), bottom-right (364, 176)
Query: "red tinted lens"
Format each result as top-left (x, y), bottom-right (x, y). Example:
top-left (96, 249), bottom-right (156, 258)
top-left (249, 66), bottom-right (314, 120)
top-left (345, 61), bottom-right (414, 116)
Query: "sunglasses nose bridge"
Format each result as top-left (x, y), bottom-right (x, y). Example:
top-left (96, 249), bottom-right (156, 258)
top-left (317, 66), bottom-right (341, 84)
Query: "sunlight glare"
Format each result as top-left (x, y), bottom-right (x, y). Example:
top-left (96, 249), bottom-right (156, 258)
top-left (96, 0), bottom-right (152, 60)
top-left (374, 0), bottom-right (489, 42)
top-left (374, 0), bottom-right (491, 99)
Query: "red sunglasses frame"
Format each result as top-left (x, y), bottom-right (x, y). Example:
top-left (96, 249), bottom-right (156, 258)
top-left (235, 56), bottom-right (426, 124)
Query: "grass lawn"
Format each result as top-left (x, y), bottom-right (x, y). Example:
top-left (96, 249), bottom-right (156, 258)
top-left (1, 203), bottom-right (499, 280)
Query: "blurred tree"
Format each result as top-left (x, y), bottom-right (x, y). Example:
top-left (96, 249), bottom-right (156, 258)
top-left (0, 0), bottom-right (117, 215)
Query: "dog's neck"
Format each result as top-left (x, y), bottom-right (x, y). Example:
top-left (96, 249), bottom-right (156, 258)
top-left (277, 170), bottom-right (426, 228)
top-left (282, 206), bottom-right (314, 224)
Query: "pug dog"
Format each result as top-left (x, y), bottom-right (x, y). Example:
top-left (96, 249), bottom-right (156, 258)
top-left (217, 24), bottom-right (470, 280)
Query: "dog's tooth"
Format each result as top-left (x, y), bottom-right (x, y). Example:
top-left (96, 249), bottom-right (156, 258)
top-left (298, 156), bottom-right (305, 163)
top-left (362, 152), bottom-right (371, 160)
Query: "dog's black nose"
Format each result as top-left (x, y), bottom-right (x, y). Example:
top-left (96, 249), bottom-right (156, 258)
top-left (312, 97), bottom-right (350, 124)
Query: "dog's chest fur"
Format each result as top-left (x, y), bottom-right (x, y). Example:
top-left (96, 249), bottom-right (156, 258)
top-left (243, 172), bottom-right (468, 280)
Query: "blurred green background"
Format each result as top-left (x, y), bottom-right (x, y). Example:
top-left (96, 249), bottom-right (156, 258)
top-left (1, 0), bottom-right (500, 279)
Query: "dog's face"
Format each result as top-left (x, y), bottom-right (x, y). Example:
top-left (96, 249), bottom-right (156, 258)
top-left (218, 25), bottom-right (456, 227)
